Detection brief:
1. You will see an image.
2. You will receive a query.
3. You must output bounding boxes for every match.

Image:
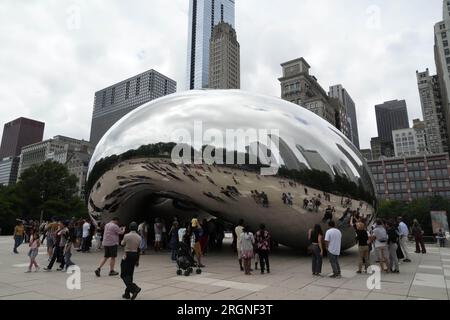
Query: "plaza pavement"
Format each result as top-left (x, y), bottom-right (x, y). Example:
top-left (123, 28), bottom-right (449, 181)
top-left (0, 235), bottom-right (449, 300)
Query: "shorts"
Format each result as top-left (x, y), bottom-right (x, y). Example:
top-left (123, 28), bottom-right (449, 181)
top-left (155, 234), bottom-right (162, 242)
top-left (193, 242), bottom-right (202, 256)
top-left (28, 248), bottom-right (38, 259)
top-left (104, 245), bottom-right (118, 258)
top-left (47, 236), bottom-right (55, 249)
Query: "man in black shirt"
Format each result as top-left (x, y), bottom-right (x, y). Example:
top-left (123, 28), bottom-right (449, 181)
top-left (354, 220), bottom-right (369, 273)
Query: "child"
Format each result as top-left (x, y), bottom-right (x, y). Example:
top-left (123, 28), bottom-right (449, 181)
top-left (26, 230), bottom-right (40, 272)
top-left (64, 236), bottom-right (76, 271)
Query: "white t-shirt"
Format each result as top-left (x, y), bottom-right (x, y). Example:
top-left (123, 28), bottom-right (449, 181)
top-left (178, 228), bottom-right (186, 242)
top-left (82, 222), bottom-right (90, 238)
top-left (325, 228), bottom-right (342, 256)
top-left (235, 225), bottom-right (244, 247)
top-left (398, 222), bottom-right (409, 237)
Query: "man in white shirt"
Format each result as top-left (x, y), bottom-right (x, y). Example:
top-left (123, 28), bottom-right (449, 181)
top-left (81, 219), bottom-right (91, 252)
top-left (137, 221), bottom-right (148, 254)
top-left (397, 217), bottom-right (411, 262)
top-left (370, 219), bottom-right (390, 272)
top-left (324, 220), bottom-right (342, 278)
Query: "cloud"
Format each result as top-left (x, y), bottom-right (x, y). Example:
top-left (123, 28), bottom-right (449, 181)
top-left (0, 0), bottom-right (443, 149)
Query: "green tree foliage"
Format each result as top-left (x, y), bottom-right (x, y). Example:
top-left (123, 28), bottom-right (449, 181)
top-left (377, 196), bottom-right (450, 235)
top-left (0, 161), bottom-right (87, 234)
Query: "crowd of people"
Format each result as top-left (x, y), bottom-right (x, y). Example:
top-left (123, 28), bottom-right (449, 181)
top-left (9, 209), bottom-right (448, 299)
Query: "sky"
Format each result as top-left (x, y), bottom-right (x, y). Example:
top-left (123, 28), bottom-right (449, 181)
top-left (0, 0), bottom-right (444, 149)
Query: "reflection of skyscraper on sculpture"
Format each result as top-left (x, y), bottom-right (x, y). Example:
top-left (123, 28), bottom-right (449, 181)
top-left (296, 145), bottom-right (334, 177)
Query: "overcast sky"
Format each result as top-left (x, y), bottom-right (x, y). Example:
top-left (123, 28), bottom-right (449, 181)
top-left (0, 0), bottom-right (444, 149)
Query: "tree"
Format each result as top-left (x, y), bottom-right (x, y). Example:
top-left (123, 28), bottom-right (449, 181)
top-left (14, 160), bottom-right (86, 221)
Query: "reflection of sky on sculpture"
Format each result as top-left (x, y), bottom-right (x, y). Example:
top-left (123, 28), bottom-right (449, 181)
top-left (88, 90), bottom-right (371, 190)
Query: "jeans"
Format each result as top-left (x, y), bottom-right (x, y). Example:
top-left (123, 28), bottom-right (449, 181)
top-left (311, 244), bottom-right (322, 274)
top-left (120, 252), bottom-right (139, 295)
top-left (64, 252), bottom-right (75, 269)
top-left (13, 236), bottom-right (23, 252)
top-left (81, 237), bottom-right (90, 252)
top-left (358, 245), bottom-right (369, 272)
top-left (258, 249), bottom-right (270, 273)
top-left (389, 243), bottom-right (399, 271)
top-left (399, 236), bottom-right (410, 260)
top-left (328, 253), bottom-right (341, 275)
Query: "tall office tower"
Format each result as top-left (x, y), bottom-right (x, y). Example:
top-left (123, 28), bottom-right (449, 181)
top-left (434, 1), bottom-right (450, 147)
top-left (186, 0), bottom-right (236, 90)
top-left (417, 69), bottom-right (449, 154)
top-left (329, 84), bottom-right (360, 149)
top-left (208, 22), bottom-right (240, 89)
top-left (375, 100), bottom-right (409, 143)
top-left (0, 117), bottom-right (44, 186)
top-left (89, 69), bottom-right (176, 147)
top-left (0, 117), bottom-right (45, 159)
top-left (278, 57), bottom-right (348, 136)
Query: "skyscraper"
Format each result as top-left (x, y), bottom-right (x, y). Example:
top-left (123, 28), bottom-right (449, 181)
top-left (186, 0), bottom-right (236, 90)
top-left (375, 100), bottom-right (409, 143)
top-left (89, 69), bottom-right (176, 147)
top-left (416, 69), bottom-right (448, 154)
top-left (208, 22), bottom-right (240, 89)
top-left (0, 117), bottom-right (44, 186)
top-left (434, 1), bottom-right (450, 145)
top-left (329, 84), bottom-right (360, 149)
top-left (0, 117), bottom-right (45, 159)
top-left (278, 57), bottom-right (349, 137)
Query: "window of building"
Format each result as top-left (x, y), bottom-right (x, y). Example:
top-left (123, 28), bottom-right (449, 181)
top-left (136, 77), bottom-right (141, 96)
top-left (125, 81), bottom-right (130, 99)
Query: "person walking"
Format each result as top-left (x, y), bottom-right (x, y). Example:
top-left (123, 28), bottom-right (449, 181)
top-left (79, 219), bottom-right (91, 253)
top-left (26, 230), bottom-right (40, 272)
top-left (95, 217), bottom-right (125, 277)
top-left (255, 224), bottom-right (271, 274)
top-left (239, 226), bottom-right (255, 275)
top-left (370, 219), bottom-right (390, 273)
top-left (412, 219), bottom-right (426, 254)
top-left (235, 219), bottom-right (245, 271)
top-left (44, 221), bottom-right (68, 271)
top-left (437, 229), bottom-right (446, 248)
top-left (120, 222), bottom-right (142, 300)
top-left (308, 224), bottom-right (324, 276)
top-left (324, 221), bottom-right (342, 278)
top-left (13, 220), bottom-right (25, 254)
top-left (64, 234), bottom-right (76, 271)
top-left (387, 221), bottom-right (400, 273)
top-left (397, 217), bottom-right (411, 262)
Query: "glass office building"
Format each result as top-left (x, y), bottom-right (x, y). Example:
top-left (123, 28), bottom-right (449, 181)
top-left (186, 0), bottom-right (235, 90)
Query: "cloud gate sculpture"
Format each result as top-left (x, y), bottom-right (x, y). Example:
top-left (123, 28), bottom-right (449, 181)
top-left (87, 90), bottom-right (376, 251)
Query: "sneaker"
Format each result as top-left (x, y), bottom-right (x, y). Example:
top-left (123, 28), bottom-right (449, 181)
top-left (240, 266), bottom-right (244, 271)
top-left (403, 259), bottom-right (411, 263)
top-left (261, 270), bottom-right (265, 274)
top-left (131, 287), bottom-right (141, 300)
top-left (392, 270), bottom-right (400, 273)
top-left (43, 267), bottom-right (51, 271)
top-left (122, 293), bottom-right (131, 300)
top-left (356, 270), bottom-right (362, 274)
top-left (95, 268), bottom-right (101, 277)
top-left (56, 268), bottom-right (63, 271)
top-left (109, 271), bottom-right (119, 276)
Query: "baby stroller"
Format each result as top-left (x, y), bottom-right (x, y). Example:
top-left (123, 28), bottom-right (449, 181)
top-left (175, 242), bottom-right (202, 276)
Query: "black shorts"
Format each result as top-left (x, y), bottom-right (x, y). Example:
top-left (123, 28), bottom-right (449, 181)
top-left (104, 245), bottom-right (118, 258)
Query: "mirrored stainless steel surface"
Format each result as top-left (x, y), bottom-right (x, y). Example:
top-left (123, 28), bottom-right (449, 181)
top-left (87, 90), bottom-right (376, 250)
